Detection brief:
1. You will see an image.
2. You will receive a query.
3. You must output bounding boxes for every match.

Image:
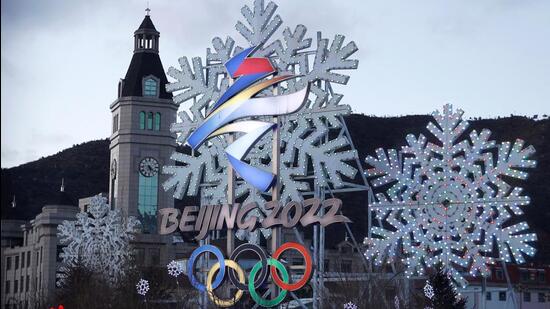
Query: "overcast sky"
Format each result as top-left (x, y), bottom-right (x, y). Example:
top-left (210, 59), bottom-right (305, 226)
top-left (2, 0), bottom-right (549, 168)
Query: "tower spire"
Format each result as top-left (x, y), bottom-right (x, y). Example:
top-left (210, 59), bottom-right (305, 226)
top-left (145, 2), bottom-right (151, 16)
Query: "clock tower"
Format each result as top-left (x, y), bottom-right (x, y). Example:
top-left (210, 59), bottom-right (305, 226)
top-left (109, 12), bottom-right (177, 238)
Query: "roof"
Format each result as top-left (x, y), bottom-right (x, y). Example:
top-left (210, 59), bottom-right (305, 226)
top-left (120, 52), bottom-right (172, 99)
top-left (137, 15), bottom-right (157, 32)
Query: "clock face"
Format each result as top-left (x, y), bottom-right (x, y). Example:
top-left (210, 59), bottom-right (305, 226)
top-left (139, 157), bottom-right (159, 177)
top-left (110, 159), bottom-right (117, 178)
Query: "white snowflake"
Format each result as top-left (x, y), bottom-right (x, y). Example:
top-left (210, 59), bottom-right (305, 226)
top-left (424, 281), bottom-right (434, 300)
top-left (343, 301), bottom-right (358, 309)
top-left (363, 104), bottom-right (538, 287)
top-left (57, 195), bottom-right (140, 285)
top-left (162, 0), bottom-right (359, 243)
top-left (136, 278), bottom-right (150, 296)
top-left (167, 260), bottom-right (185, 277)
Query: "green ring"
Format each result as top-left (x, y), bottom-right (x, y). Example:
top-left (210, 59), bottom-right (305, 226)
top-left (248, 258), bottom-right (288, 307)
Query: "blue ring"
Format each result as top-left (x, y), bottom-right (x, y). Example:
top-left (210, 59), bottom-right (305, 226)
top-left (187, 245), bottom-right (225, 292)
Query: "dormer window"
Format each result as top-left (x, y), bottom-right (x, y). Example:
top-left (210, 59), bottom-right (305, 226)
top-left (143, 76), bottom-right (158, 97)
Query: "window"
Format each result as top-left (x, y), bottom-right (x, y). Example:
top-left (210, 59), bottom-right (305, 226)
top-left (6, 256), bottom-right (11, 270)
top-left (25, 275), bottom-right (29, 292)
top-left (36, 252), bottom-right (39, 266)
top-left (139, 111), bottom-right (146, 130)
top-left (520, 269), bottom-right (530, 282)
top-left (21, 252), bottom-right (25, 268)
top-left (324, 259), bottom-right (330, 272)
top-left (495, 269), bottom-right (504, 280)
top-left (138, 173), bottom-right (158, 233)
top-left (26, 251), bottom-right (30, 267)
top-left (538, 271), bottom-right (545, 283)
top-left (539, 292), bottom-right (546, 303)
top-left (4, 280), bottom-right (9, 294)
top-left (341, 260), bottom-right (352, 272)
top-left (112, 114), bottom-right (119, 133)
top-left (15, 255), bottom-right (19, 269)
top-left (135, 248), bottom-right (145, 265)
top-left (149, 248), bottom-right (160, 265)
top-left (143, 78), bottom-right (157, 97)
top-left (20, 276), bottom-right (23, 292)
top-left (13, 280), bottom-right (18, 294)
top-left (486, 292), bottom-right (491, 301)
top-left (154, 112), bottom-right (161, 131)
top-left (499, 291), bottom-right (506, 301)
top-left (147, 112), bottom-right (153, 130)
top-left (523, 292), bottom-right (531, 302)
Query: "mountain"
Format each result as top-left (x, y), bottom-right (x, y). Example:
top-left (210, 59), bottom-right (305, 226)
top-left (2, 115), bottom-right (549, 261)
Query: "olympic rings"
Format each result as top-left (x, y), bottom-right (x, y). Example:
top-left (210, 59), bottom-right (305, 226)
top-left (187, 245), bottom-right (225, 292)
top-left (187, 242), bottom-right (312, 307)
top-left (206, 260), bottom-right (245, 307)
top-left (228, 243), bottom-right (268, 290)
top-left (271, 242), bottom-right (312, 291)
top-left (249, 258), bottom-right (288, 307)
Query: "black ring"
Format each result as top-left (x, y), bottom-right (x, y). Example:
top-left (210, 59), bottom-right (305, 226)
top-left (228, 243), bottom-right (268, 290)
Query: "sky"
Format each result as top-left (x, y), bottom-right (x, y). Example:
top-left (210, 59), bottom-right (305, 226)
top-left (1, 0), bottom-right (549, 168)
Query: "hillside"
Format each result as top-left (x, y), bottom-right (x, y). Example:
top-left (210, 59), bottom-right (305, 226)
top-left (2, 114), bottom-right (549, 261)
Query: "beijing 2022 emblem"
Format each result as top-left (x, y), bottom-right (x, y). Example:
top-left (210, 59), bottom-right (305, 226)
top-left (160, 44), bottom-right (351, 308)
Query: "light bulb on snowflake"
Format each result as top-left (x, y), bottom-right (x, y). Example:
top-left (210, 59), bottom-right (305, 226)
top-left (363, 104), bottom-right (537, 286)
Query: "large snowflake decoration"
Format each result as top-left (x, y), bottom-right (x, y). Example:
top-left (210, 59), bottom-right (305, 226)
top-left (57, 195), bottom-right (140, 284)
top-left (363, 104), bottom-right (537, 287)
top-left (163, 0), bottom-right (359, 243)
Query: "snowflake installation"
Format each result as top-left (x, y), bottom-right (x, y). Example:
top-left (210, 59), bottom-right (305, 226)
top-left (363, 104), bottom-right (537, 287)
top-left (424, 281), bottom-right (434, 300)
top-left (57, 195), bottom-right (140, 284)
top-left (167, 260), bottom-right (185, 277)
top-left (136, 278), bottom-right (150, 296)
top-left (162, 0), bottom-right (359, 243)
top-left (343, 301), bottom-right (358, 309)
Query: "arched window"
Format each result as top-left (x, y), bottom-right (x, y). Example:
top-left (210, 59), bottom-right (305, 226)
top-left (139, 111), bottom-right (146, 130)
top-left (154, 112), bottom-right (161, 131)
top-left (138, 172), bottom-right (158, 233)
top-left (143, 77), bottom-right (157, 97)
top-left (147, 112), bottom-right (153, 130)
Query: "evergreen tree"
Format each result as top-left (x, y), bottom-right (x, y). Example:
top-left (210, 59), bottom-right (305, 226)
top-left (424, 269), bottom-right (466, 309)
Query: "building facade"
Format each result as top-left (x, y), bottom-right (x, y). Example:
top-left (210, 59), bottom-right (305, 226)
top-left (1, 193), bottom-right (78, 309)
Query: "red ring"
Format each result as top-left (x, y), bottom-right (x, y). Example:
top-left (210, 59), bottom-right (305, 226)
top-left (270, 242), bottom-right (312, 291)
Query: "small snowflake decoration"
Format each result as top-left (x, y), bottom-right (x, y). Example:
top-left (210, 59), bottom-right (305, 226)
top-left (344, 302), bottom-right (358, 309)
top-left (163, 0), bottom-right (359, 243)
top-left (424, 281), bottom-right (435, 300)
top-left (136, 279), bottom-right (150, 296)
top-left (363, 104), bottom-right (538, 286)
top-left (167, 260), bottom-right (185, 277)
top-left (57, 195), bottom-right (140, 285)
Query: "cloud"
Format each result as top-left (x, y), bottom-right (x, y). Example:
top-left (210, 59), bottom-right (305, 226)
top-left (1, 0), bottom-right (549, 168)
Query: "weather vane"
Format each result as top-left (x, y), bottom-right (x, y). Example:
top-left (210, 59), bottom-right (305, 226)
top-left (145, 2), bottom-right (150, 16)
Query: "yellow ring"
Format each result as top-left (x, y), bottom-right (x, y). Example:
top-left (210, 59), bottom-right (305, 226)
top-left (206, 260), bottom-right (245, 307)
